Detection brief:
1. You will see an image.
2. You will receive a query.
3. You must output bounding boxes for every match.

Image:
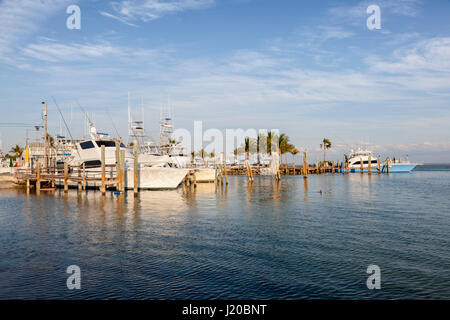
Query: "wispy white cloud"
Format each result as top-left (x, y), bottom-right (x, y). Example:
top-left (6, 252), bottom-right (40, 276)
top-left (101, 0), bottom-right (215, 25)
top-left (366, 37), bottom-right (450, 74)
top-left (21, 43), bottom-right (121, 62)
top-left (0, 0), bottom-right (72, 60)
top-left (99, 11), bottom-right (138, 27)
top-left (20, 40), bottom-right (165, 63)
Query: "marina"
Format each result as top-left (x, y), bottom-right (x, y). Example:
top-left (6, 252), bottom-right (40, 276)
top-left (1, 0), bottom-right (449, 304)
top-left (1, 102), bottom-right (416, 194)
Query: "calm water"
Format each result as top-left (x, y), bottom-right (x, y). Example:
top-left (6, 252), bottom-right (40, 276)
top-left (1, 165), bottom-right (450, 299)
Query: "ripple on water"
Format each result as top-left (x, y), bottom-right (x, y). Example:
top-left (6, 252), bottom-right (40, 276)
top-left (0, 172), bottom-right (450, 299)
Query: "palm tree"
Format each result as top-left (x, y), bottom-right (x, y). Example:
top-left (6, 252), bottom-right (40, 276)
top-left (209, 152), bottom-right (215, 166)
top-left (267, 131), bottom-right (275, 155)
top-left (243, 137), bottom-right (256, 160)
top-left (256, 133), bottom-right (264, 165)
top-left (320, 138), bottom-right (332, 163)
top-left (48, 134), bottom-right (55, 149)
top-left (278, 133), bottom-right (294, 165)
top-left (291, 148), bottom-right (299, 168)
top-left (233, 148), bottom-right (239, 164)
top-left (9, 145), bottom-right (23, 161)
top-left (197, 149), bottom-right (206, 165)
top-left (190, 151), bottom-right (195, 164)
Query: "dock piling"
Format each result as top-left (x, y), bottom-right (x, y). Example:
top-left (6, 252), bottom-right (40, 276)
top-left (82, 163), bottom-right (86, 190)
top-left (377, 156), bottom-right (381, 174)
top-left (101, 145), bottom-right (106, 195)
top-left (115, 142), bottom-right (120, 192)
top-left (134, 142), bottom-right (139, 197)
top-left (36, 162), bottom-right (41, 195)
top-left (78, 166), bottom-right (82, 192)
top-left (120, 149), bottom-right (126, 192)
top-left (63, 162), bottom-right (68, 193)
top-left (303, 151), bottom-right (308, 179)
top-left (360, 157), bottom-right (363, 174)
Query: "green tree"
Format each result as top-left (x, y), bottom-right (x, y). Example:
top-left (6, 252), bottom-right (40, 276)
top-left (233, 148), bottom-right (239, 164)
top-left (278, 133), bottom-right (294, 164)
top-left (197, 149), bottom-right (206, 165)
top-left (291, 147), bottom-right (299, 168)
top-left (320, 138), bottom-right (332, 163)
top-left (266, 131), bottom-right (276, 155)
top-left (243, 137), bottom-right (257, 160)
top-left (9, 145), bottom-right (23, 161)
top-left (256, 133), bottom-right (267, 165)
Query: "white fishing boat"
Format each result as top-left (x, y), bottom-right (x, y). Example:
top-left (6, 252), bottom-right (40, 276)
top-left (58, 124), bottom-right (189, 190)
top-left (346, 148), bottom-right (416, 173)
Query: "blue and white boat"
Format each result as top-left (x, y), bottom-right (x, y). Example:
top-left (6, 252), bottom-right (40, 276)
top-left (345, 148), bottom-right (416, 173)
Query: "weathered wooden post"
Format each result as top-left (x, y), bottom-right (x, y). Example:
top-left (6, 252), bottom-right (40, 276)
top-left (133, 142), bottom-right (139, 197)
top-left (360, 157), bottom-right (364, 174)
top-left (193, 170), bottom-right (197, 188)
top-left (223, 154), bottom-right (228, 185)
top-left (377, 156), bottom-right (381, 174)
top-left (246, 160), bottom-right (254, 182)
top-left (368, 154), bottom-right (372, 175)
top-left (332, 161), bottom-right (335, 174)
top-left (120, 149), bottom-right (126, 192)
top-left (342, 156), bottom-right (347, 174)
top-left (26, 179), bottom-right (30, 194)
top-left (186, 172), bottom-right (191, 187)
top-left (63, 162), bottom-right (68, 193)
top-left (386, 158), bottom-right (390, 174)
top-left (115, 142), bottom-right (120, 191)
top-left (78, 166), bottom-right (82, 192)
top-left (303, 151), bottom-right (308, 179)
top-left (245, 160), bottom-right (250, 181)
top-left (35, 162), bottom-right (41, 195)
top-left (82, 163), bottom-right (86, 190)
top-left (101, 145), bottom-right (106, 195)
top-left (214, 164), bottom-right (220, 183)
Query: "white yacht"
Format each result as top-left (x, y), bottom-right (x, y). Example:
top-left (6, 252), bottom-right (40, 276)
top-left (61, 125), bottom-right (189, 190)
top-left (346, 148), bottom-right (416, 173)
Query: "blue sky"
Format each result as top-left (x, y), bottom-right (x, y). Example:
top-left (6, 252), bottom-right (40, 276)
top-left (1, 0), bottom-right (450, 162)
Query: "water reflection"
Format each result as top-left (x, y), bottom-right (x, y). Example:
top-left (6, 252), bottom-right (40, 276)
top-left (1, 173), bottom-right (450, 299)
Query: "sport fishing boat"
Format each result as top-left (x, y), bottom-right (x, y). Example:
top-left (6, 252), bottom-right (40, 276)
top-left (58, 124), bottom-right (189, 189)
top-left (346, 148), bottom-right (416, 173)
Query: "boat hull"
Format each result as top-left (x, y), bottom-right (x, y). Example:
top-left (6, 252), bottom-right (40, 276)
top-left (56, 167), bottom-right (189, 190)
top-left (383, 163), bottom-right (417, 173)
top-left (125, 167), bottom-right (189, 189)
top-left (344, 163), bottom-right (416, 173)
